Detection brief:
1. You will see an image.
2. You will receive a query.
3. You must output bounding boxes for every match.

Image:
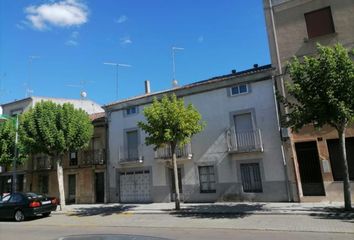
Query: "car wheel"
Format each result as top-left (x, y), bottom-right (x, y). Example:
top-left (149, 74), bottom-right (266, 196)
top-left (42, 212), bottom-right (51, 217)
top-left (14, 210), bottom-right (25, 222)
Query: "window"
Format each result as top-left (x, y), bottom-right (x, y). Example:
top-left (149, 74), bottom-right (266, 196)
top-left (38, 175), bottom-right (49, 194)
top-left (199, 166), bottom-right (216, 193)
top-left (126, 130), bottom-right (139, 160)
top-left (69, 151), bottom-right (78, 166)
top-left (9, 193), bottom-right (23, 203)
top-left (305, 7), bottom-right (335, 39)
top-left (231, 84), bottom-right (248, 96)
top-left (327, 138), bottom-right (354, 181)
top-left (125, 106), bottom-right (138, 116)
top-left (240, 163), bottom-right (262, 193)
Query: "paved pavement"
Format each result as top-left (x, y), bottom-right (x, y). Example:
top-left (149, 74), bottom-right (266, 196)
top-left (57, 201), bottom-right (354, 216)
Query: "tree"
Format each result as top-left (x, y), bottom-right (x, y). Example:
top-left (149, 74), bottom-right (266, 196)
top-left (138, 94), bottom-right (205, 210)
top-left (0, 117), bottom-right (26, 167)
top-left (283, 44), bottom-right (354, 210)
top-left (20, 101), bottom-right (93, 209)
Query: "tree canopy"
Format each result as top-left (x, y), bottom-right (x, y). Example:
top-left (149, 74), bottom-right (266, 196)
top-left (284, 44), bottom-right (354, 131)
top-left (0, 117), bottom-right (26, 166)
top-left (138, 94), bottom-right (205, 149)
top-left (20, 101), bottom-right (94, 157)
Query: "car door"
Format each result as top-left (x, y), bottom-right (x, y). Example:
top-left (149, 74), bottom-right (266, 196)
top-left (4, 193), bottom-right (25, 217)
top-left (0, 194), bottom-right (12, 218)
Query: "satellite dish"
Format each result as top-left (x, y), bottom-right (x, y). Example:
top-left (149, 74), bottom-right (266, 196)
top-left (80, 91), bottom-right (87, 99)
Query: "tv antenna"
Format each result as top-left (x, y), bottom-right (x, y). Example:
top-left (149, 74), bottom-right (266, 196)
top-left (27, 55), bottom-right (40, 97)
top-left (65, 80), bottom-right (94, 99)
top-left (172, 46), bottom-right (184, 87)
top-left (103, 62), bottom-right (132, 99)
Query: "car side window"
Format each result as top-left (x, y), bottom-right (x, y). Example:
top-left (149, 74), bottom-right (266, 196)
top-left (8, 194), bottom-right (23, 203)
top-left (0, 194), bottom-right (11, 203)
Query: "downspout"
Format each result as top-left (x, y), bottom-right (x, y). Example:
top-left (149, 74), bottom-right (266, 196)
top-left (105, 111), bottom-right (110, 203)
top-left (268, 0), bottom-right (292, 201)
top-left (272, 76), bottom-right (292, 202)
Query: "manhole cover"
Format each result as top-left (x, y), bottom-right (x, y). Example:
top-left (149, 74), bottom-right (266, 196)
top-left (59, 234), bottom-right (169, 240)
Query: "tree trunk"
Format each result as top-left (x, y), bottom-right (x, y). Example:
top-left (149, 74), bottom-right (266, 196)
top-left (171, 144), bottom-right (181, 210)
top-left (337, 128), bottom-right (352, 211)
top-left (56, 157), bottom-right (66, 210)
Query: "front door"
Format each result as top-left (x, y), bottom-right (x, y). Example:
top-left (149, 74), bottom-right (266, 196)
top-left (295, 142), bottom-right (325, 196)
top-left (68, 174), bottom-right (76, 204)
top-left (169, 168), bottom-right (182, 202)
top-left (95, 172), bottom-right (105, 203)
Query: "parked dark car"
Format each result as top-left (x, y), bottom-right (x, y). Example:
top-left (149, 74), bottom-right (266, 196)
top-left (0, 192), bottom-right (58, 221)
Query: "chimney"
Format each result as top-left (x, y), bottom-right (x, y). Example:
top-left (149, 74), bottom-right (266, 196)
top-left (253, 64), bottom-right (259, 68)
top-left (144, 80), bottom-right (151, 94)
top-left (231, 69), bottom-right (237, 74)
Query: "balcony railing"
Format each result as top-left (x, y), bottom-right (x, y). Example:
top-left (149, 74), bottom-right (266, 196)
top-left (226, 127), bottom-right (263, 153)
top-left (119, 145), bottom-right (144, 164)
top-left (155, 143), bottom-right (192, 160)
top-left (80, 149), bottom-right (106, 165)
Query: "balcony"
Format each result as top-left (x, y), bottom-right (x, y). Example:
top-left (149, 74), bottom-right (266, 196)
top-left (226, 127), bottom-right (263, 153)
top-left (80, 149), bottom-right (106, 165)
top-left (119, 145), bottom-right (144, 164)
top-left (155, 143), bottom-right (192, 161)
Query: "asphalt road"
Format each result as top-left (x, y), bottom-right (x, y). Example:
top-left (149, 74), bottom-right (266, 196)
top-left (1, 224), bottom-right (354, 240)
top-left (0, 211), bottom-right (353, 240)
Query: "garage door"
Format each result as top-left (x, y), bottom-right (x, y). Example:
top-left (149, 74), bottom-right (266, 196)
top-left (119, 170), bottom-right (151, 203)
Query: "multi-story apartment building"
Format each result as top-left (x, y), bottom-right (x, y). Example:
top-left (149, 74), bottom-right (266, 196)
top-left (0, 96), bottom-right (107, 203)
top-left (264, 0), bottom-right (354, 201)
top-left (104, 65), bottom-right (292, 203)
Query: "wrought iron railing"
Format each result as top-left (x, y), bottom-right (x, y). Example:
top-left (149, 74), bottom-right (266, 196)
top-left (119, 145), bottom-right (144, 163)
top-left (226, 127), bottom-right (263, 153)
top-left (80, 149), bottom-right (106, 165)
top-left (154, 143), bottom-right (192, 160)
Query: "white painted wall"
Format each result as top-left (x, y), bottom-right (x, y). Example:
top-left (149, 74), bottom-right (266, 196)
top-left (107, 77), bottom-right (286, 202)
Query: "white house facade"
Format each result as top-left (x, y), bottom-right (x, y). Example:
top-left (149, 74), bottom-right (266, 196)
top-left (104, 65), bottom-right (291, 203)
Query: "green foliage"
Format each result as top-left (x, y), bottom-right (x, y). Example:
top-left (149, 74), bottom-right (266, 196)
top-left (284, 44), bottom-right (354, 131)
top-left (0, 118), bottom-right (26, 165)
top-left (138, 94), bottom-right (205, 149)
top-left (20, 101), bottom-right (94, 157)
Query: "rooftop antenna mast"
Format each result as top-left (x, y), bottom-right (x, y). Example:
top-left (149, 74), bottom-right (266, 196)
top-left (65, 80), bottom-right (94, 99)
top-left (103, 62), bottom-right (132, 99)
top-left (172, 46), bottom-right (184, 87)
top-left (27, 55), bottom-right (40, 97)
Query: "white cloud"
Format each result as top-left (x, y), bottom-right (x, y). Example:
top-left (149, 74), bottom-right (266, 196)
top-left (25, 0), bottom-right (88, 30)
top-left (120, 36), bottom-right (132, 45)
top-left (65, 39), bottom-right (78, 46)
top-left (197, 35), bottom-right (204, 43)
top-left (65, 31), bottom-right (79, 46)
top-left (115, 15), bottom-right (127, 24)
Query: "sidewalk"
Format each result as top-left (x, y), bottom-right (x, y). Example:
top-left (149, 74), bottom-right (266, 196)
top-left (54, 202), bottom-right (354, 217)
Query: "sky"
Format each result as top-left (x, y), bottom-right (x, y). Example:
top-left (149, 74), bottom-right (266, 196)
top-left (0, 0), bottom-right (270, 105)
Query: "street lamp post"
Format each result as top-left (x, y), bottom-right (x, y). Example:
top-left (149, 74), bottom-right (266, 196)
top-left (0, 114), bottom-right (19, 193)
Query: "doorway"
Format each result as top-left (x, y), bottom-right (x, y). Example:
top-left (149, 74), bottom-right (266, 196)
top-left (169, 168), bottom-right (182, 202)
top-left (295, 142), bottom-right (325, 196)
top-left (95, 172), bottom-right (105, 203)
top-left (68, 174), bottom-right (76, 204)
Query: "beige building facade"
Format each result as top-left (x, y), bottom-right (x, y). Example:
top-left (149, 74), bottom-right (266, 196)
top-left (264, 0), bottom-right (354, 202)
top-left (0, 97), bottom-right (107, 204)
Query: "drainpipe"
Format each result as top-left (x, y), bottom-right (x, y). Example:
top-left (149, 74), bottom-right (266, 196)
top-left (105, 111), bottom-right (110, 203)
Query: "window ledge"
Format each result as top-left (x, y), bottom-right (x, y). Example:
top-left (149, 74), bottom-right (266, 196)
top-left (304, 32), bottom-right (338, 43)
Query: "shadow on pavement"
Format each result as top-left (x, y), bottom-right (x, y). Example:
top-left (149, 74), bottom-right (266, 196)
top-left (170, 203), bottom-right (265, 219)
top-left (67, 205), bottom-right (136, 217)
top-left (308, 207), bottom-right (354, 223)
